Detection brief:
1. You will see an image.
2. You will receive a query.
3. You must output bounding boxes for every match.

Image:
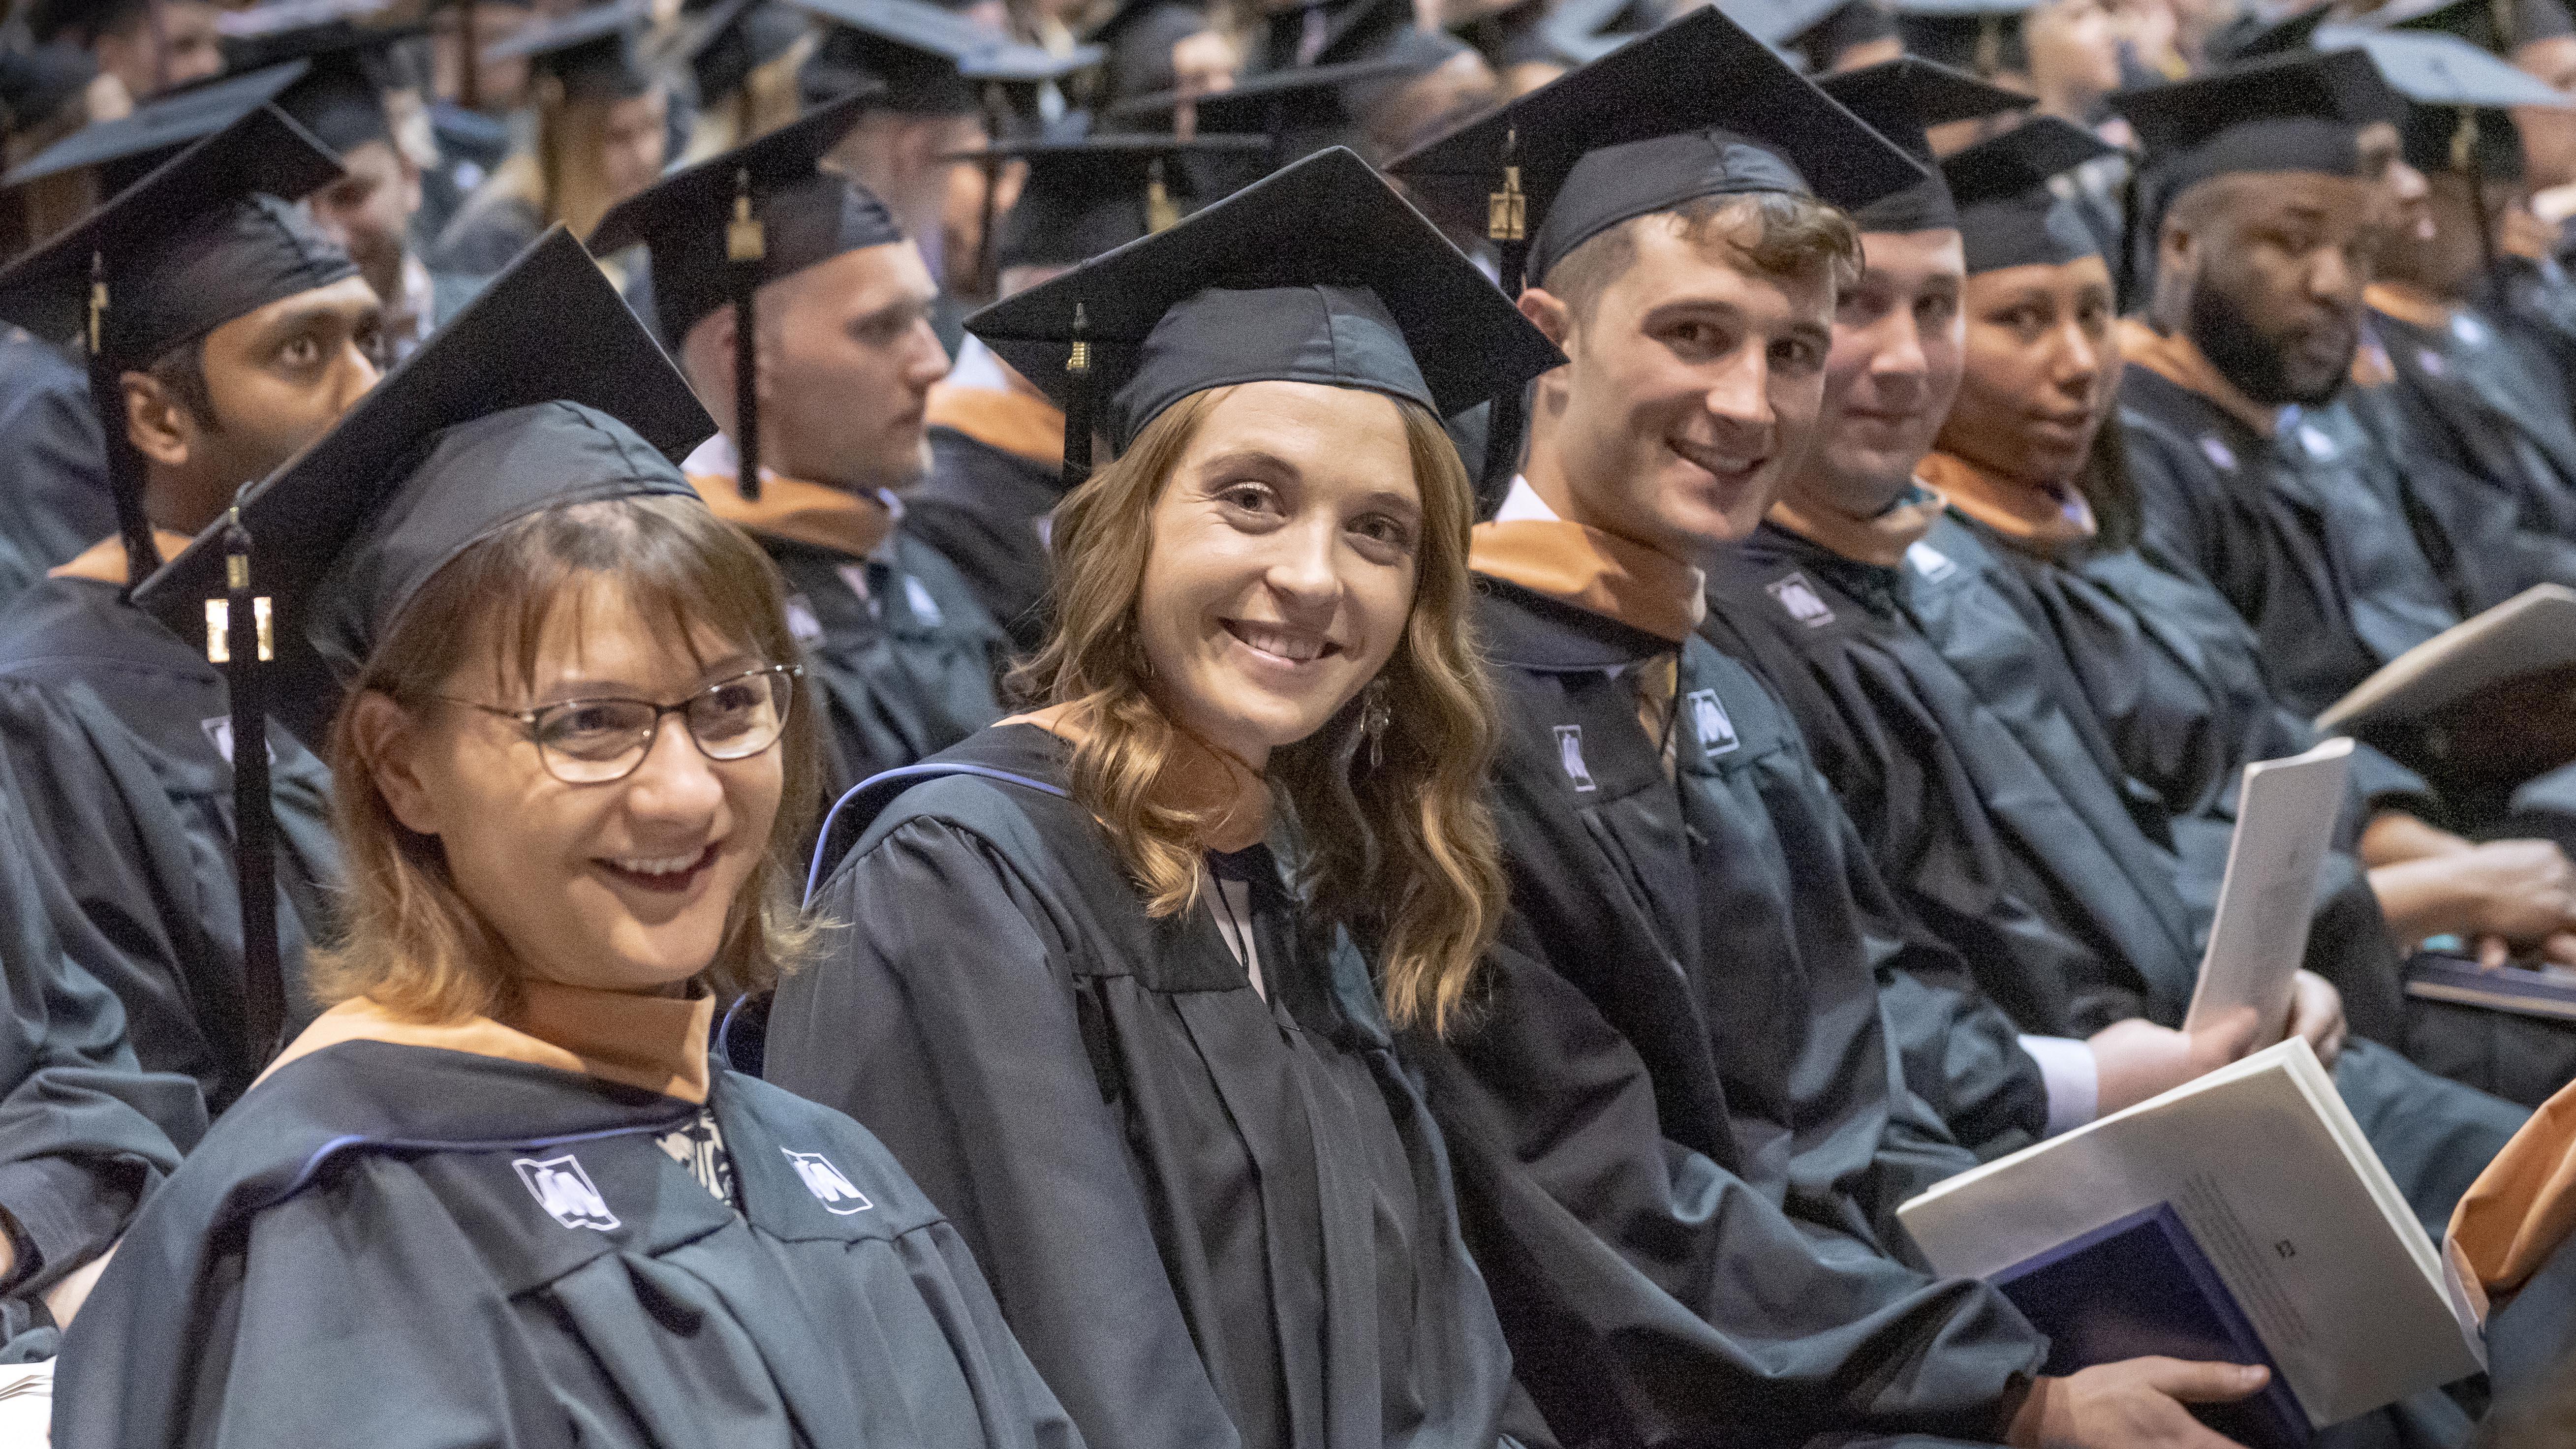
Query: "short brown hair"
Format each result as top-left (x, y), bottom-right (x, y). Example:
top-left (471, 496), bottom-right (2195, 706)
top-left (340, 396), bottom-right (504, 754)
top-left (1010, 386), bottom-right (1508, 1034)
top-left (1542, 191), bottom-right (1863, 321)
top-left (310, 495), bottom-right (821, 1021)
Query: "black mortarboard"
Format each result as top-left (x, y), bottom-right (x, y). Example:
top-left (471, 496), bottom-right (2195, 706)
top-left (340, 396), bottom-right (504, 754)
top-left (4, 62), bottom-right (308, 192)
top-left (129, 226), bottom-right (709, 1066)
top-left (1388, 6), bottom-right (1927, 289)
top-left (1249, 0), bottom-right (1415, 71)
top-left (589, 91), bottom-right (896, 496)
top-left (1107, 51), bottom-right (1441, 163)
top-left (1941, 114), bottom-right (2117, 272)
top-left (667, 0), bottom-right (814, 103)
top-left (1086, 0), bottom-right (1213, 103)
top-left (1715, 0), bottom-right (1869, 51)
top-left (132, 225), bottom-right (712, 683)
top-left (0, 40), bottom-right (96, 139)
top-left (2210, 4), bottom-right (2331, 63)
top-left (0, 100), bottom-right (352, 618)
top-left (218, 20), bottom-right (427, 155)
top-left (789, 0), bottom-right (1100, 117)
top-left (488, 0), bottom-right (658, 102)
top-left (2366, 0), bottom-right (2576, 56)
top-left (2110, 46), bottom-right (2405, 195)
top-left (959, 131), bottom-right (1266, 272)
top-left (965, 145), bottom-right (1563, 491)
top-left (1523, 0), bottom-right (1654, 65)
top-left (1818, 55), bottom-right (2032, 231)
top-left (2319, 26), bottom-right (2571, 180)
top-left (1794, 0), bottom-right (1899, 69)
top-left (1891, 0), bottom-right (2038, 77)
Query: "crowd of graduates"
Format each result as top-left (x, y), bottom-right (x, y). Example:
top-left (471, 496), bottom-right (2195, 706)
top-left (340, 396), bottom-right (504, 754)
top-left (25, 0), bottom-right (2576, 1444)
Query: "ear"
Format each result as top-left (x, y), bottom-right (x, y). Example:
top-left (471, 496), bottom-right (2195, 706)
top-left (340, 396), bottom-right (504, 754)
top-left (678, 305), bottom-right (738, 418)
top-left (353, 691), bottom-right (445, 840)
top-left (1518, 285), bottom-right (1573, 351)
top-left (121, 370), bottom-right (196, 470)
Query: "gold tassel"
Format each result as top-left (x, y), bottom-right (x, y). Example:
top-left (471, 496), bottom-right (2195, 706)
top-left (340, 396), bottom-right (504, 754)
top-left (727, 167), bottom-right (765, 263)
top-left (1146, 157), bottom-right (1180, 234)
top-left (1489, 163), bottom-right (1525, 242)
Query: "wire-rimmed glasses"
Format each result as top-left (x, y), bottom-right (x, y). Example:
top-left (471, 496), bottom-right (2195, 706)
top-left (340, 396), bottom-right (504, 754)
top-left (437, 664), bottom-right (802, 785)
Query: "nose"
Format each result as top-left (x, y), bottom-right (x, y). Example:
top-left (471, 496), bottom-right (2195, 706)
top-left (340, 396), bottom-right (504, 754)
top-left (340, 339), bottom-right (383, 405)
top-left (1866, 311), bottom-right (1928, 404)
top-left (2052, 319), bottom-right (2103, 395)
top-left (2309, 243), bottom-right (2360, 302)
top-left (1703, 346), bottom-right (1777, 447)
top-left (904, 319), bottom-right (950, 390)
top-left (620, 713), bottom-right (728, 830)
top-left (1263, 514), bottom-right (1345, 619)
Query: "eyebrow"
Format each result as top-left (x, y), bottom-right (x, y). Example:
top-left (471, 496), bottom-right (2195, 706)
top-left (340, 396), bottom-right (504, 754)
top-left (1193, 448), bottom-right (1300, 479)
top-left (531, 652), bottom-right (763, 705)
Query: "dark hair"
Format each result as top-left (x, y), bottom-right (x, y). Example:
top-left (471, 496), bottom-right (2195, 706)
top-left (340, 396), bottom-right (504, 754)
top-left (313, 495), bottom-right (822, 1021)
top-left (1542, 191), bottom-right (1863, 320)
top-left (27, 0), bottom-right (156, 45)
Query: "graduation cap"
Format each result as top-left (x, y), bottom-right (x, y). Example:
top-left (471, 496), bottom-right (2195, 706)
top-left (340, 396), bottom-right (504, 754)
top-left (2209, 3), bottom-right (2331, 63)
top-left (1940, 114), bottom-right (2118, 272)
top-left (2318, 24), bottom-right (2570, 179)
top-left (1890, 0), bottom-right (2038, 77)
top-left (1106, 51), bottom-right (1444, 164)
top-left (965, 145), bottom-right (1563, 495)
top-left (1817, 55), bottom-right (2033, 231)
top-left (218, 19), bottom-right (430, 156)
top-left (1388, 6), bottom-right (1928, 292)
top-left (0, 40), bottom-right (97, 139)
top-left (2111, 45), bottom-right (2404, 192)
top-left (487, 0), bottom-right (659, 102)
top-left (1518, 0), bottom-right (1653, 66)
top-left (589, 91), bottom-right (896, 498)
top-left (2359, 0), bottom-right (2576, 57)
top-left (789, 0), bottom-right (1100, 118)
top-left (1251, 0), bottom-right (1415, 72)
top-left (129, 226), bottom-right (711, 1066)
top-left (664, 0), bottom-right (815, 104)
top-left (1715, 0), bottom-right (1896, 69)
top-left (0, 103), bottom-right (353, 585)
top-left (955, 130), bottom-right (1267, 273)
top-left (3, 62), bottom-right (309, 192)
top-left (1085, 0), bottom-right (1214, 104)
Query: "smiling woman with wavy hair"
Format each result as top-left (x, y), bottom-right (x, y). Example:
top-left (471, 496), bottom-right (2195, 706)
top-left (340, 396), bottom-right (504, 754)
top-left (765, 149), bottom-right (1566, 1449)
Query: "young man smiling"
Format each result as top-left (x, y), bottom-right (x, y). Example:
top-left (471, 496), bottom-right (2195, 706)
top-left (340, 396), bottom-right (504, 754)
top-left (0, 103), bottom-right (382, 1116)
top-left (1389, 14), bottom-right (2268, 1447)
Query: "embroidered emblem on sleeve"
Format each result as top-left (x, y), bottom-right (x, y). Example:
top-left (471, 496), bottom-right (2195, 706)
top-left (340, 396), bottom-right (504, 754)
top-left (1766, 572), bottom-right (1835, 628)
top-left (1686, 688), bottom-right (1739, 759)
top-left (1553, 724), bottom-right (1596, 792)
top-left (784, 1149), bottom-right (874, 1214)
top-left (514, 1154), bottom-right (619, 1231)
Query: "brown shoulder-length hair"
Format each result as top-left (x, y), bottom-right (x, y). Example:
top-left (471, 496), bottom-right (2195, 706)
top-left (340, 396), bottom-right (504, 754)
top-left (309, 494), bottom-right (821, 1022)
top-left (1011, 385), bottom-right (1505, 1034)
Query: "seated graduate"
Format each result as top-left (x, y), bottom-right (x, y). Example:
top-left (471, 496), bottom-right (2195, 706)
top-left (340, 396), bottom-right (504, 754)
top-left (1387, 16), bottom-right (2270, 1446)
top-left (0, 745), bottom-right (204, 1359)
top-left (1694, 54), bottom-right (2525, 1260)
top-left (0, 104), bottom-right (382, 1114)
top-left (766, 147), bottom-right (1565, 1449)
top-left (19, 0), bottom-right (224, 105)
top-left (910, 130), bottom-right (1263, 653)
top-left (417, 0), bottom-right (539, 248)
top-left (588, 95), bottom-right (1005, 811)
top-left (52, 229), bottom-right (1083, 1449)
top-left (1926, 117), bottom-right (2576, 1107)
top-left (1082, 0), bottom-right (1234, 116)
top-left (430, 4), bottom-right (668, 277)
top-left (669, 0), bottom-right (816, 165)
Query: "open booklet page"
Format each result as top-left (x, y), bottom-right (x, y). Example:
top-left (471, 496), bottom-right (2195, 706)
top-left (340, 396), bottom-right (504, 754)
top-left (1899, 1041), bottom-right (2483, 1429)
top-left (2185, 738), bottom-right (2354, 1038)
top-left (2318, 585), bottom-right (2576, 732)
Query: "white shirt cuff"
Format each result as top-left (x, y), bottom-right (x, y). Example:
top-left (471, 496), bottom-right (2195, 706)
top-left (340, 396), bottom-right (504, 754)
top-left (2018, 1034), bottom-right (2100, 1137)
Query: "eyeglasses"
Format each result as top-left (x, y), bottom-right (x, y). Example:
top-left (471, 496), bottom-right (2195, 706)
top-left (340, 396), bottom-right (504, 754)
top-left (437, 664), bottom-right (802, 785)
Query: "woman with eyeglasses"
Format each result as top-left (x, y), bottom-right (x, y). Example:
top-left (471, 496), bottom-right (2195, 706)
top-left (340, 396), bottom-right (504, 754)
top-left (766, 151), bottom-right (1564, 1449)
top-left (54, 238), bottom-right (1080, 1449)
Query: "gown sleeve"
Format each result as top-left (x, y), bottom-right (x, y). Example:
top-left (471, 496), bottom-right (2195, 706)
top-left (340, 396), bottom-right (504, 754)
top-left (1415, 913), bottom-right (2046, 1447)
top-left (768, 815), bottom-right (1245, 1449)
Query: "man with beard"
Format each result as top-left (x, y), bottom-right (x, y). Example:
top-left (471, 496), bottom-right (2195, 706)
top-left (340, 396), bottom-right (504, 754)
top-left (2110, 50), bottom-right (2470, 725)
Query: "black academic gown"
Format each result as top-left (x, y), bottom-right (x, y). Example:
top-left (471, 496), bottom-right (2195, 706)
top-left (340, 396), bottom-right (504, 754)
top-left (774, 529), bottom-right (1006, 805)
top-left (0, 576), bottom-right (338, 1114)
top-left (0, 336), bottom-right (112, 609)
top-left (908, 422), bottom-right (1063, 656)
top-left (1905, 514), bottom-right (2411, 1046)
top-left (0, 741), bottom-right (203, 1360)
top-left (768, 724), bottom-right (1547, 1449)
top-left (1405, 577), bottom-right (2048, 1449)
top-left (1703, 524), bottom-right (2525, 1254)
top-left (53, 1038), bottom-right (1080, 1449)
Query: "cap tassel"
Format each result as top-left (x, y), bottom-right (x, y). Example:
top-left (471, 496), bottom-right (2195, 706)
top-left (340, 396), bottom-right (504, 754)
top-left (975, 153), bottom-right (1002, 301)
top-left (86, 251), bottom-right (160, 599)
top-left (1975, 16), bottom-right (2002, 79)
top-left (729, 167), bottom-right (765, 503)
top-left (1146, 157), bottom-right (1181, 234)
top-left (1062, 301), bottom-right (1095, 492)
top-left (216, 508), bottom-right (286, 1070)
top-left (2458, 108), bottom-right (2499, 283)
top-left (1490, 127), bottom-right (1531, 297)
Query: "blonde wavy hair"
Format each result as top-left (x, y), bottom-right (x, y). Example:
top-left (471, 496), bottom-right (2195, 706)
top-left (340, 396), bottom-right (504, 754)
top-left (310, 495), bottom-right (821, 1022)
top-left (1012, 385), bottom-right (1505, 1034)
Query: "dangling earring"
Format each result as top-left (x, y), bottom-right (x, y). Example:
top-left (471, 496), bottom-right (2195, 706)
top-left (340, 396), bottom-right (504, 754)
top-left (1363, 679), bottom-right (1392, 771)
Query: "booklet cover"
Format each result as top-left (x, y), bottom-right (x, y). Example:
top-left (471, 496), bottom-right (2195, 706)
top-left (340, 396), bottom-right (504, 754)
top-left (1900, 1041), bottom-right (2485, 1429)
top-left (1995, 1203), bottom-right (2311, 1449)
top-left (2315, 585), bottom-right (2576, 786)
top-left (2407, 954), bottom-right (2576, 1023)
